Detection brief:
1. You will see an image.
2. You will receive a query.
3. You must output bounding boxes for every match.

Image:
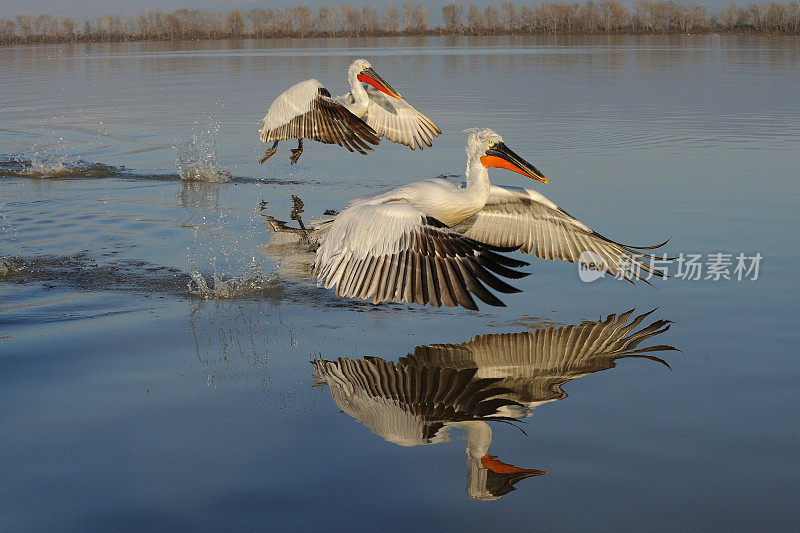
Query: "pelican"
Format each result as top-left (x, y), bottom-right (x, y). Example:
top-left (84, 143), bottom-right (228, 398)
top-left (269, 128), bottom-right (668, 310)
top-left (312, 310), bottom-right (677, 500)
top-left (258, 59), bottom-right (441, 164)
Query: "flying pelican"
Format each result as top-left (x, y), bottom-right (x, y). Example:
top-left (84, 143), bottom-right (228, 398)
top-left (312, 310), bottom-right (676, 500)
top-left (291, 128), bottom-right (668, 310)
top-left (258, 59), bottom-right (441, 164)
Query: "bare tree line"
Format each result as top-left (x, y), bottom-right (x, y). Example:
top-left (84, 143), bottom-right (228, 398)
top-left (2, 2), bottom-right (799, 44)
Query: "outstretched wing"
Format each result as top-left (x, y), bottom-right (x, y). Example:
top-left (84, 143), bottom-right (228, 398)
top-left (361, 85), bottom-right (442, 150)
top-left (452, 185), bottom-right (669, 282)
top-left (406, 309), bottom-right (677, 404)
top-left (313, 202), bottom-right (529, 310)
top-left (259, 79), bottom-right (380, 154)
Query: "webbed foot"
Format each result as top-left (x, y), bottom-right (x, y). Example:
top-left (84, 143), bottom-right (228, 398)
top-left (259, 141), bottom-right (279, 164)
top-left (259, 148), bottom-right (277, 164)
top-left (289, 148), bottom-right (303, 165)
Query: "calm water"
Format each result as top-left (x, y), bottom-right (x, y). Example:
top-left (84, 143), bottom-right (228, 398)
top-left (1, 35), bottom-right (799, 530)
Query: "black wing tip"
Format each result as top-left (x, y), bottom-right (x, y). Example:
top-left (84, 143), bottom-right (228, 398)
top-left (463, 300), bottom-right (480, 311)
top-left (315, 92), bottom-right (381, 150)
top-left (481, 241), bottom-right (527, 254)
top-left (632, 236), bottom-right (671, 250)
top-left (593, 230), bottom-right (674, 258)
top-left (323, 214), bottom-right (535, 312)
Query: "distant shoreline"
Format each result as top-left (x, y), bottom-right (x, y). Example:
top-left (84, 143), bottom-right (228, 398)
top-left (2, 29), bottom-right (799, 47)
top-left (2, 2), bottom-right (798, 46)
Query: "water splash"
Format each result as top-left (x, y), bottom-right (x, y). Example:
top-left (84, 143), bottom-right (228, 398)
top-left (0, 136), bottom-right (112, 179)
top-left (0, 200), bottom-right (17, 248)
top-left (1, 154), bottom-right (305, 184)
top-left (187, 258), bottom-right (277, 299)
top-left (174, 116), bottom-right (232, 183)
top-left (0, 255), bottom-right (190, 293)
top-left (0, 258), bottom-right (16, 277)
top-left (0, 156), bottom-right (121, 179)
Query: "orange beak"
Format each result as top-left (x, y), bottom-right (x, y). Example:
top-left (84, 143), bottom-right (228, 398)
top-left (480, 142), bottom-right (547, 183)
top-left (481, 454), bottom-right (549, 475)
top-left (357, 67), bottom-right (402, 99)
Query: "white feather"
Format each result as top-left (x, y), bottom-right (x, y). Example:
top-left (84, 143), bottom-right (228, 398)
top-left (259, 79), bottom-right (323, 139)
top-left (361, 86), bottom-right (442, 149)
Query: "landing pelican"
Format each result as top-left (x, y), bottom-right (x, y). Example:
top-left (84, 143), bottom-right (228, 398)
top-left (306, 128), bottom-right (668, 310)
top-left (258, 59), bottom-right (441, 164)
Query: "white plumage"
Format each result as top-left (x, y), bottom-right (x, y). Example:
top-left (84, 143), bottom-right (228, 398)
top-left (314, 198), bottom-right (527, 310)
top-left (305, 128), bottom-right (669, 310)
top-left (259, 79), bottom-right (324, 135)
top-left (345, 85), bottom-right (441, 149)
top-left (258, 59), bottom-right (441, 164)
top-left (452, 185), bottom-right (668, 281)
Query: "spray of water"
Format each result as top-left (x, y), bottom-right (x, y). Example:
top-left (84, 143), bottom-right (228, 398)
top-left (0, 201), bottom-right (17, 249)
top-left (174, 116), bottom-right (232, 183)
top-left (8, 158), bottom-right (118, 179)
top-left (0, 258), bottom-right (15, 277)
top-left (1, 137), bottom-right (119, 179)
top-left (20, 138), bottom-right (74, 177)
top-left (187, 258), bottom-right (277, 299)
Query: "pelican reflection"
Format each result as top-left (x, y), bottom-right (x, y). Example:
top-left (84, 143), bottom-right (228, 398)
top-left (312, 309), bottom-right (677, 501)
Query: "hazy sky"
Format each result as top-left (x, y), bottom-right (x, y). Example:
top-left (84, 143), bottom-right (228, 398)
top-left (0, 0), bottom-right (732, 21)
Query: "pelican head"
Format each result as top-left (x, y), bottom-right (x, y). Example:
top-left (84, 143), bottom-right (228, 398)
top-left (466, 128), bottom-right (547, 183)
top-left (350, 59), bottom-right (402, 99)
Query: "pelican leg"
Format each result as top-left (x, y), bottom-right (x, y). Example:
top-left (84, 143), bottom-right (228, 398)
top-left (259, 141), bottom-right (279, 164)
top-left (289, 139), bottom-right (303, 165)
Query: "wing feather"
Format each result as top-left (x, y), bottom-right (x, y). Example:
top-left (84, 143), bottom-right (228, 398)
top-left (259, 80), bottom-right (380, 154)
top-left (452, 185), bottom-right (669, 283)
top-left (361, 86), bottom-right (442, 150)
top-left (314, 203), bottom-right (529, 310)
